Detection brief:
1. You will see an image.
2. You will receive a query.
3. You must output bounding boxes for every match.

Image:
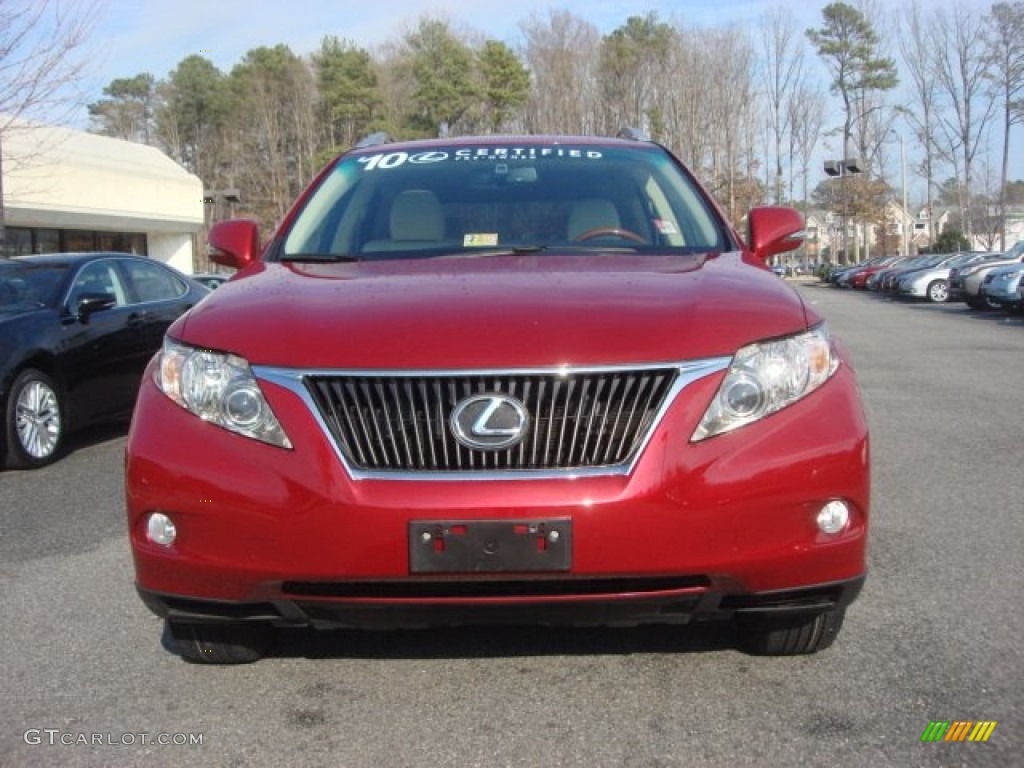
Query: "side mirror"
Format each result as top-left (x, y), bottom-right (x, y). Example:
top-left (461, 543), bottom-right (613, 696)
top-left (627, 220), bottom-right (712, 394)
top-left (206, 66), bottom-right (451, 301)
top-left (75, 292), bottom-right (116, 320)
top-left (209, 219), bottom-right (261, 269)
top-left (747, 206), bottom-right (805, 262)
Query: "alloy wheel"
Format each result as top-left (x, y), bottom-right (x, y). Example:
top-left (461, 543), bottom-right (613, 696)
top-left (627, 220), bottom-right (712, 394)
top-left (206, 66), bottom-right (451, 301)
top-left (15, 380), bottom-right (62, 459)
top-left (927, 281), bottom-right (948, 303)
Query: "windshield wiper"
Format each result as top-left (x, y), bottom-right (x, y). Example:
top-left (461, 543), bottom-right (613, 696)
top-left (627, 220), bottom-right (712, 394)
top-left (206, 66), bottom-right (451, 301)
top-left (278, 253), bottom-right (360, 263)
top-left (433, 245), bottom-right (547, 260)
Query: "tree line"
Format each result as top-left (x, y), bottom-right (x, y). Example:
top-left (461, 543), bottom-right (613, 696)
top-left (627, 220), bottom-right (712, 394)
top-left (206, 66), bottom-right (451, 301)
top-left (83, 2), bottom-right (1024, 256)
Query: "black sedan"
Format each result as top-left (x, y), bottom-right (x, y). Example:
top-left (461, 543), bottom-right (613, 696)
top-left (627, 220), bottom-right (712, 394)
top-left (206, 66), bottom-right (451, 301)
top-left (1, 253), bottom-right (209, 469)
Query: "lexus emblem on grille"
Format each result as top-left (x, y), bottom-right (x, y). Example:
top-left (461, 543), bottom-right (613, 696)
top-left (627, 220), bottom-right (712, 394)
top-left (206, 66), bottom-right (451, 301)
top-left (450, 394), bottom-right (530, 450)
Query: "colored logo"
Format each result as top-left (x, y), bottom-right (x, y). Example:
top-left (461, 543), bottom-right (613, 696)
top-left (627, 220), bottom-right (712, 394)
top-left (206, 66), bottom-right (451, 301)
top-left (921, 721), bottom-right (997, 743)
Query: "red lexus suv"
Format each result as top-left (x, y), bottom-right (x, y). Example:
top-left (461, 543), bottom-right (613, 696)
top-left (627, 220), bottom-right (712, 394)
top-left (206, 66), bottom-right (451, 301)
top-left (125, 133), bottom-right (869, 663)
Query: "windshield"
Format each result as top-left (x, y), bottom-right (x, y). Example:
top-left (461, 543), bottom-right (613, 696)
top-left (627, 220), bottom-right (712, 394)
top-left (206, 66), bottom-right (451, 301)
top-left (279, 143), bottom-right (730, 261)
top-left (947, 252), bottom-right (984, 267)
top-left (1004, 241), bottom-right (1024, 259)
top-left (0, 262), bottom-right (66, 308)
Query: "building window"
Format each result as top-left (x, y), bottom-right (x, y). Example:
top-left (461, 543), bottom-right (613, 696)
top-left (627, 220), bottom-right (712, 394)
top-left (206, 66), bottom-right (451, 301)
top-left (35, 229), bottom-right (60, 253)
top-left (97, 232), bottom-right (146, 254)
top-left (0, 227), bottom-right (148, 258)
top-left (65, 230), bottom-right (98, 251)
top-left (1, 227), bottom-right (33, 257)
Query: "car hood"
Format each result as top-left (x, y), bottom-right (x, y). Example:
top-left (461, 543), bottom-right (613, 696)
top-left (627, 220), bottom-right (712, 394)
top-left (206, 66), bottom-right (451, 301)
top-left (986, 263), bottom-right (1024, 278)
top-left (904, 267), bottom-right (951, 280)
top-left (173, 253), bottom-right (813, 369)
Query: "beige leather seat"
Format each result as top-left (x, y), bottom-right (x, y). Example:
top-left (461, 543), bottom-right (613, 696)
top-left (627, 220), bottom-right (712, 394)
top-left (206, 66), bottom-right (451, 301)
top-left (363, 190), bottom-right (445, 252)
top-left (567, 198), bottom-right (621, 240)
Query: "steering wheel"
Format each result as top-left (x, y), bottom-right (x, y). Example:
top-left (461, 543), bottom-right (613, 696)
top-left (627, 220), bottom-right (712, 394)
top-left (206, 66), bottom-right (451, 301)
top-left (573, 227), bottom-right (647, 243)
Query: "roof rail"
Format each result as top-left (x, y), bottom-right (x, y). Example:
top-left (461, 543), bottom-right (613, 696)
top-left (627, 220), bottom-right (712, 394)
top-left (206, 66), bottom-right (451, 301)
top-left (616, 127), bottom-right (651, 142)
top-left (354, 132), bottom-right (392, 149)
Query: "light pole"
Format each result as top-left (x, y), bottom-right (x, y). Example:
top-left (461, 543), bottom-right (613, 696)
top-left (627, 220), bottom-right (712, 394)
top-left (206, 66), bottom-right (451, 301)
top-left (824, 158), bottom-right (864, 263)
top-left (201, 188), bottom-right (243, 271)
top-left (898, 132), bottom-right (909, 257)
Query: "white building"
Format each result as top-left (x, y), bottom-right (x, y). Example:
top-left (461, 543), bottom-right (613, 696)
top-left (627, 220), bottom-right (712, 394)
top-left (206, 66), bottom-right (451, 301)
top-left (1, 117), bottom-right (204, 272)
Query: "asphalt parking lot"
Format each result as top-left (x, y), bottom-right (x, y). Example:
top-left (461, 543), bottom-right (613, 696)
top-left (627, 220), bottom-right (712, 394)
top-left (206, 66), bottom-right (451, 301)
top-left (1, 282), bottom-right (1021, 767)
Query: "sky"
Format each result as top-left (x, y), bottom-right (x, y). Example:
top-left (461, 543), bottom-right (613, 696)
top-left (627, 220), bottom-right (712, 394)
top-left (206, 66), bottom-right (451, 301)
top-left (91, 0), bottom-right (781, 87)
top-left (66, 0), bottom-right (1020, 198)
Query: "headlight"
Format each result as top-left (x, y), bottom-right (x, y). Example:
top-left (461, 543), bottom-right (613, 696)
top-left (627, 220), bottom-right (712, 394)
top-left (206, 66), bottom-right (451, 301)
top-left (692, 324), bottom-right (839, 441)
top-left (156, 338), bottom-right (292, 449)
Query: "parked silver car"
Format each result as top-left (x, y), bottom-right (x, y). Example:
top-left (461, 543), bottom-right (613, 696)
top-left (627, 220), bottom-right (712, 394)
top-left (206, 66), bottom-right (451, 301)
top-left (895, 252), bottom-right (990, 302)
top-left (948, 241), bottom-right (1024, 309)
top-left (980, 263), bottom-right (1024, 311)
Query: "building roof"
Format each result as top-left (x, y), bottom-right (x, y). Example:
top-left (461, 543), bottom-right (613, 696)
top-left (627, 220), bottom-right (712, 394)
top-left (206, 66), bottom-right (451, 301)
top-left (1, 116), bottom-right (203, 233)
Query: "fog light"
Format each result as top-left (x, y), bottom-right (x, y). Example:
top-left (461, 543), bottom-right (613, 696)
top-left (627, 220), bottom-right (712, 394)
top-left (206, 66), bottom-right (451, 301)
top-left (146, 513), bottom-right (177, 546)
top-left (817, 500), bottom-right (850, 535)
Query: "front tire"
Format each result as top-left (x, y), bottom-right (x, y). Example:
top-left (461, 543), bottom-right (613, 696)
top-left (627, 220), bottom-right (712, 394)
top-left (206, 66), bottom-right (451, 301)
top-left (737, 608), bottom-right (846, 655)
top-left (966, 295), bottom-right (997, 310)
top-left (165, 621), bottom-right (273, 664)
top-left (4, 369), bottom-right (65, 469)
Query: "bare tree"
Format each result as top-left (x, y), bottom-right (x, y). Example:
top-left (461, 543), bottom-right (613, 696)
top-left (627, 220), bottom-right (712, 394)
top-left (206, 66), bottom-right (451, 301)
top-left (760, 6), bottom-right (805, 204)
top-left (932, 2), bottom-right (998, 240)
top-left (702, 25), bottom-right (760, 226)
top-left (0, 0), bottom-right (101, 250)
top-left (898, 0), bottom-right (942, 246)
top-left (519, 10), bottom-right (600, 135)
top-left (971, 149), bottom-right (1004, 249)
top-left (986, 2), bottom-right (1024, 249)
top-left (789, 80), bottom-right (827, 215)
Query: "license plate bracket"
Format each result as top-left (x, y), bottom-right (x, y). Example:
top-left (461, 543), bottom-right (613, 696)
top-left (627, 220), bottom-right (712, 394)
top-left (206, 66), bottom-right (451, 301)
top-left (409, 519), bottom-right (572, 574)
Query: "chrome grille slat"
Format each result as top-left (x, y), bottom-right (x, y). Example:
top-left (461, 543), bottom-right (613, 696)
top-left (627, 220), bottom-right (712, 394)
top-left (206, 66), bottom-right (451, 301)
top-left (556, 378), bottom-right (576, 466)
top-left (543, 378), bottom-right (560, 467)
top-left (603, 375), bottom-right (635, 464)
top-left (305, 368), bottom-right (678, 473)
top-left (334, 380), bottom-right (365, 466)
top-left (567, 377), bottom-right (590, 465)
top-left (346, 380), bottom-right (377, 467)
top-left (530, 378), bottom-right (546, 467)
top-left (372, 380), bottom-right (398, 467)
top-left (358, 380), bottom-right (387, 465)
top-left (418, 379), bottom-right (438, 468)
top-left (581, 377), bottom-right (607, 464)
top-left (595, 376), bottom-right (621, 464)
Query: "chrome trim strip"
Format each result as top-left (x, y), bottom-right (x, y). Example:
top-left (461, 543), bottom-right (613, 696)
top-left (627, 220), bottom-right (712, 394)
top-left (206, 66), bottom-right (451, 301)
top-left (254, 358), bottom-right (731, 482)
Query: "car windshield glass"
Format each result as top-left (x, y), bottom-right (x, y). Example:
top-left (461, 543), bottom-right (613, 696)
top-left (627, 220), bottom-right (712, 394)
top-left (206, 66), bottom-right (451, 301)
top-left (0, 263), bottom-right (66, 308)
top-left (1003, 241), bottom-right (1024, 259)
top-left (280, 143), bottom-right (729, 261)
top-left (948, 252), bottom-right (983, 267)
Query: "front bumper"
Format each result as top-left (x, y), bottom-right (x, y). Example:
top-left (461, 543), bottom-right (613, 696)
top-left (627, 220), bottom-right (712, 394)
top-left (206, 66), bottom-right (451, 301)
top-left (986, 290), bottom-right (1023, 309)
top-left (137, 575), bottom-right (866, 630)
top-left (126, 359), bottom-right (870, 628)
top-left (948, 277), bottom-right (967, 300)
